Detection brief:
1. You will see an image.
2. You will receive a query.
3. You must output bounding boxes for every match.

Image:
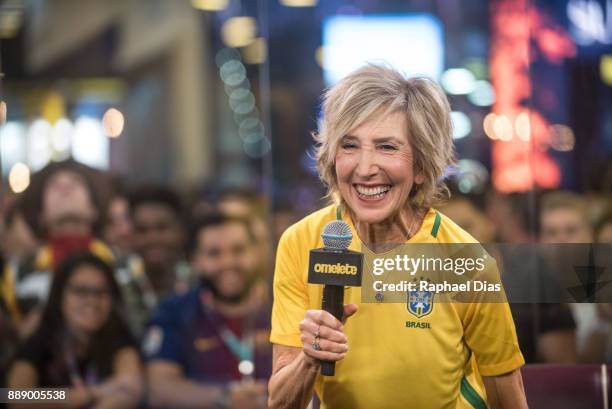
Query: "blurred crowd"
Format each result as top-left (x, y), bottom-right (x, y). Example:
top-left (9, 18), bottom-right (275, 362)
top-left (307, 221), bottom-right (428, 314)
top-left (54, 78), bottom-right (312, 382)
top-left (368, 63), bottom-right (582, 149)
top-left (0, 158), bottom-right (611, 408)
top-left (0, 159), bottom-right (296, 409)
top-left (440, 188), bottom-right (612, 365)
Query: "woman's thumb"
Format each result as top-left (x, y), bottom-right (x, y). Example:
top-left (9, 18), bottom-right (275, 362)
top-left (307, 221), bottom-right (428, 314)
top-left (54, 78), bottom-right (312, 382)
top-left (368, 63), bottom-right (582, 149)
top-left (342, 304), bottom-right (358, 323)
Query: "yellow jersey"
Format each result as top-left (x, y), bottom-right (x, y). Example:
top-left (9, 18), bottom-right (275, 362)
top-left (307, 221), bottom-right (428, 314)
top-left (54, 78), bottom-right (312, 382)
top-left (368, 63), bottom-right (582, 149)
top-left (270, 205), bottom-right (524, 409)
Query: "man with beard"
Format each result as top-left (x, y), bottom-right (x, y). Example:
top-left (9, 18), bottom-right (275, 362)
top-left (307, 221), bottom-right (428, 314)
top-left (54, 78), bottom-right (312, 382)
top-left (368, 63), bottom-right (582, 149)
top-left (144, 213), bottom-right (270, 409)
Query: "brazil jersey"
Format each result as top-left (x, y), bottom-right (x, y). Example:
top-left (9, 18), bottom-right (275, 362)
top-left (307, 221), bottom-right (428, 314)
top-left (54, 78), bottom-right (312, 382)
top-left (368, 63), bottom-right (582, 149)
top-left (270, 205), bottom-right (524, 409)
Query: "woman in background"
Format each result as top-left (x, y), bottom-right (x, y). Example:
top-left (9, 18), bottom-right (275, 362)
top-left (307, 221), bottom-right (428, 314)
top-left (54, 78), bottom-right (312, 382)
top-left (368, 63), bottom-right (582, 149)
top-left (7, 252), bottom-right (143, 409)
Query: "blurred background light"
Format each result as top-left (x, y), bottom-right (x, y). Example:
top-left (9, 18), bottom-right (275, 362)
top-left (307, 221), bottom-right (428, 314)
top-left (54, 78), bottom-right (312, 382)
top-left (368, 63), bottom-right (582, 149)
top-left (458, 178), bottom-right (473, 194)
top-left (229, 88), bottom-right (255, 106)
top-left (242, 37), bottom-right (268, 65)
top-left (450, 111), bottom-right (472, 139)
top-left (322, 14), bottom-right (443, 85)
top-left (515, 112), bottom-right (531, 141)
top-left (244, 137), bottom-right (271, 158)
top-left (0, 101), bottom-right (6, 124)
top-left (463, 57), bottom-right (488, 80)
top-left (233, 109), bottom-right (259, 125)
top-left (1, 121), bottom-right (26, 175)
top-left (27, 118), bottom-right (52, 171)
top-left (493, 114), bottom-right (513, 141)
top-left (50, 118), bottom-right (73, 158)
top-left (467, 80), bottom-right (495, 106)
top-left (441, 68), bottom-right (476, 95)
top-left (600, 55), bottom-right (612, 86)
top-left (8, 162), bottom-right (30, 193)
top-left (567, 0), bottom-right (612, 46)
top-left (483, 113), bottom-right (498, 140)
top-left (41, 92), bottom-right (66, 123)
top-left (215, 48), bottom-right (242, 68)
top-left (239, 118), bottom-right (265, 143)
top-left (221, 16), bottom-right (257, 48)
top-left (229, 89), bottom-right (256, 114)
top-left (224, 79), bottom-right (250, 96)
top-left (220, 60), bottom-right (247, 86)
top-left (241, 129), bottom-right (265, 144)
top-left (453, 159), bottom-right (489, 194)
top-left (191, 0), bottom-right (229, 11)
top-left (102, 108), bottom-right (125, 138)
top-left (72, 116), bottom-right (109, 170)
top-left (315, 46), bottom-right (324, 68)
top-left (229, 87), bottom-right (252, 101)
top-left (280, 0), bottom-right (318, 7)
top-left (0, 5), bottom-right (23, 39)
top-left (549, 124), bottom-right (576, 151)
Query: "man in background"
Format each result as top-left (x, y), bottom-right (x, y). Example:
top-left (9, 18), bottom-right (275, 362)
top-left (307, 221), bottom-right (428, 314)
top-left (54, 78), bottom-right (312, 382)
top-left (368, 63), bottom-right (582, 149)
top-left (129, 186), bottom-right (190, 296)
top-left (540, 191), bottom-right (593, 244)
top-left (144, 212), bottom-right (270, 409)
top-left (118, 186), bottom-right (192, 339)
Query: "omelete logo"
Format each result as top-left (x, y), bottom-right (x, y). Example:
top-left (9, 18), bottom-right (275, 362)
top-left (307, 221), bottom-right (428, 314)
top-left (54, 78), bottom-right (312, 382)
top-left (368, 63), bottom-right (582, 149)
top-left (314, 262), bottom-right (358, 275)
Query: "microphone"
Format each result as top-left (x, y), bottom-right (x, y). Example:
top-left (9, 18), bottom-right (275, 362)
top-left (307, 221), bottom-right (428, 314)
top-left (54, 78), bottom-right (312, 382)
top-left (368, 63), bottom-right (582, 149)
top-left (308, 220), bottom-right (363, 376)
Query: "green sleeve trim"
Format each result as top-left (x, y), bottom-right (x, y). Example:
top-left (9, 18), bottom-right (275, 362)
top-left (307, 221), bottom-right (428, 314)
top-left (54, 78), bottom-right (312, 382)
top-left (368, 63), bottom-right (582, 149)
top-left (431, 211), bottom-right (442, 238)
top-left (460, 376), bottom-right (488, 409)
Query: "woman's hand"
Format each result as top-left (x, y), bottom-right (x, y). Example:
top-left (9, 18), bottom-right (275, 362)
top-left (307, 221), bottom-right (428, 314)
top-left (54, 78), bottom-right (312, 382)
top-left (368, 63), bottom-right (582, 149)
top-left (299, 304), bottom-right (358, 365)
top-left (267, 304), bottom-right (359, 409)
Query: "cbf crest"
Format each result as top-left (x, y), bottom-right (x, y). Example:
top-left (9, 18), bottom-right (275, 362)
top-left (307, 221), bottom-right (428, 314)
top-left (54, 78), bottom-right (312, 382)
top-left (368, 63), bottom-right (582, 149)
top-left (407, 279), bottom-right (434, 319)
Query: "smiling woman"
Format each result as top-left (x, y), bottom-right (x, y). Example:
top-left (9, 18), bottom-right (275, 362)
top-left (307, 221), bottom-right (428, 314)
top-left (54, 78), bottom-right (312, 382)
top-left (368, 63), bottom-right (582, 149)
top-left (268, 64), bottom-right (528, 409)
top-left (314, 64), bottom-right (454, 213)
top-left (335, 112), bottom-right (419, 225)
top-left (313, 65), bottom-right (456, 249)
top-left (7, 253), bottom-right (143, 409)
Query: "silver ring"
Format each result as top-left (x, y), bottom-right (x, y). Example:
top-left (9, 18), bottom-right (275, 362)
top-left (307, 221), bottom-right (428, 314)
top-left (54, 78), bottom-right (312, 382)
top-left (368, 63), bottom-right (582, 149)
top-left (312, 339), bottom-right (321, 351)
top-left (314, 325), bottom-right (321, 340)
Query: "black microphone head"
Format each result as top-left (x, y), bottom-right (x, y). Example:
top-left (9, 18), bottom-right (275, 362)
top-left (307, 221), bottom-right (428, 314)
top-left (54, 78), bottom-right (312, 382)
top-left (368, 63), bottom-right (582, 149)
top-left (321, 220), bottom-right (352, 250)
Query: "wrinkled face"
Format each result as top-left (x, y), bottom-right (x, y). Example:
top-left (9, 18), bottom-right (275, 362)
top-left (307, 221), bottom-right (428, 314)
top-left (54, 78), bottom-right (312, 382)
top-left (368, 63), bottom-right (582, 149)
top-left (540, 208), bottom-right (592, 243)
top-left (62, 265), bottom-right (112, 335)
top-left (191, 222), bottom-right (255, 300)
top-left (132, 204), bottom-right (184, 271)
top-left (335, 112), bottom-right (422, 224)
top-left (42, 170), bottom-right (97, 233)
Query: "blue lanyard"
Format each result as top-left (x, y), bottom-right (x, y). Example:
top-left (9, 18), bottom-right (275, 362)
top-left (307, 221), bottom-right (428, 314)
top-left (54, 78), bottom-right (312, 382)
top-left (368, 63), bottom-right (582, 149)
top-left (199, 291), bottom-right (255, 365)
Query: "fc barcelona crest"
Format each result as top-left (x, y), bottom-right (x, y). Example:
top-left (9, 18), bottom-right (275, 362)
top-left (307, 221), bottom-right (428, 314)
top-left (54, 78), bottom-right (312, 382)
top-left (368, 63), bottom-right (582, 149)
top-left (407, 288), bottom-right (434, 319)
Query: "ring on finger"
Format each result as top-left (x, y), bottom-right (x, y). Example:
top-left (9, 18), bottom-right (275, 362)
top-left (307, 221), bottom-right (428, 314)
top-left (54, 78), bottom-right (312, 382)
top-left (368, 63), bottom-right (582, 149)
top-left (312, 338), bottom-right (321, 351)
top-left (314, 325), bottom-right (321, 340)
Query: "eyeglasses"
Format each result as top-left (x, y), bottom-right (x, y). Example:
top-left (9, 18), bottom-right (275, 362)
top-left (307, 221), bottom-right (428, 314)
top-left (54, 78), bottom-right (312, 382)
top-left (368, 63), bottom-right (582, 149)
top-left (66, 284), bottom-right (111, 299)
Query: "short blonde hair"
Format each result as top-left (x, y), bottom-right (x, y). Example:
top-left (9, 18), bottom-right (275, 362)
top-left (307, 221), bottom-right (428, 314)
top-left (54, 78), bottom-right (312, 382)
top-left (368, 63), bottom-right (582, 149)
top-left (314, 64), bottom-right (456, 210)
